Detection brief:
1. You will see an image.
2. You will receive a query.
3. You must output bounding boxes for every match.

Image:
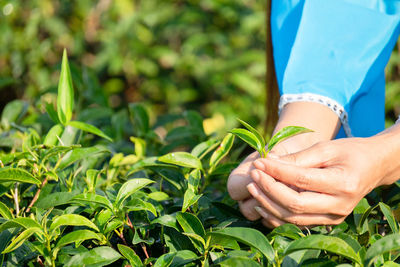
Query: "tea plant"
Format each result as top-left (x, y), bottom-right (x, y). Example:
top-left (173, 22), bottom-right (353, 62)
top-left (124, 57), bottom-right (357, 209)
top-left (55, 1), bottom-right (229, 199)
top-left (0, 53), bottom-right (400, 267)
top-left (230, 119), bottom-right (312, 157)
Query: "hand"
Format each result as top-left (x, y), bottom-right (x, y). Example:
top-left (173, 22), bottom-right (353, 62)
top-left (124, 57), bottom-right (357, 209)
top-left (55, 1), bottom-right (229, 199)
top-left (248, 137), bottom-right (388, 228)
top-left (227, 132), bottom-right (321, 223)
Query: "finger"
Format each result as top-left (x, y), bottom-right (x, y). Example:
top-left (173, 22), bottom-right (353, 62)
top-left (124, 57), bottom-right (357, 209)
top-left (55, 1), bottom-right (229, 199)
top-left (253, 157), bottom-right (341, 194)
top-left (239, 198), bottom-right (262, 221)
top-left (227, 151), bottom-right (259, 200)
top-left (250, 169), bottom-right (347, 215)
top-left (269, 142), bottom-right (334, 168)
top-left (254, 206), bottom-right (286, 228)
top-left (247, 183), bottom-right (344, 225)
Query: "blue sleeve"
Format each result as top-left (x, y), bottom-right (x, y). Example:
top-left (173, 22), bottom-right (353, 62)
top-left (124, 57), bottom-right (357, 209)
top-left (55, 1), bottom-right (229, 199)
top-left (271, 0), bottom-right (400, 137)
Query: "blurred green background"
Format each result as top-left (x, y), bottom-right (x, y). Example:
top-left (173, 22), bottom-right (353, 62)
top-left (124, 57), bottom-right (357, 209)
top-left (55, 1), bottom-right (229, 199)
top-left (1, 0), bottom-right (400, 136)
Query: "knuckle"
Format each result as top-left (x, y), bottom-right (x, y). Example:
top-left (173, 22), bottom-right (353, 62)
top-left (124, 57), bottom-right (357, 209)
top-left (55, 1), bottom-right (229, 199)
top-left (342, 179), bottom-right (358, 196)
top-left (286, 216), bottom-right (300, 226)
top-left (295, 173), bottom-right (311, 189)
top-left (287, 197), bottom-right (305, 214)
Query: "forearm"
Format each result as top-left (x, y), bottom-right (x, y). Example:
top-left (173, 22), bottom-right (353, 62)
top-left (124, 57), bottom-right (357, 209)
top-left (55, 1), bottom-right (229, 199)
top-left (272, 102), bottom-right (341, 151)
top-left (371, 123), bottom-right (400, 186)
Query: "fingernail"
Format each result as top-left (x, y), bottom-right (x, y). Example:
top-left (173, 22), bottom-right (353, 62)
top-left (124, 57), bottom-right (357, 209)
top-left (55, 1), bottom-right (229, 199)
top-left (250, 169), bottom-right (260, 183)
top-left (254, 206), bottom-right (268, 219)
top-left (253, 159), bottom-right (265, 169)
top-left (268, 153), bottom-right (280, 159)
top-left (247, 183), bottom-right (259, 196)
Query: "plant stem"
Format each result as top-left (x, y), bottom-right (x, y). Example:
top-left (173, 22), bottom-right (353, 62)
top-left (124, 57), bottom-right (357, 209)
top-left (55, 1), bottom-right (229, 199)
top-left (126, 215), bottom-right (152, 265)
top-left (13, 183), bottom-right (19, 216)
top-left (26, 177), bottom-right (48, 213)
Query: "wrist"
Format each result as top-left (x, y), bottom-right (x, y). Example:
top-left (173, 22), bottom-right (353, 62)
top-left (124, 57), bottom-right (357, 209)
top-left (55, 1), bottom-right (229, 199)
top-left (369, 124), bottom-right (400, 186)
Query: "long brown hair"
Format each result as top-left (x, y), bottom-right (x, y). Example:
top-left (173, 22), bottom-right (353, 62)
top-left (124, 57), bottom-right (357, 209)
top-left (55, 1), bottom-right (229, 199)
top-left (265, 0), bottom-right (279, 135)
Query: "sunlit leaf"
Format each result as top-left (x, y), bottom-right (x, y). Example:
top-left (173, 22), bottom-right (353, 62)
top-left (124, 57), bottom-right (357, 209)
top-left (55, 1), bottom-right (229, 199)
top-left (365, 234), bottom-right (400, 266)
top-left (2, 227), bottom-right (40, 254)
top-left (284, 235), bottom-right (361, 265)
top-left (0, 202), bottom-right (13, 220)
top-left (379, 202), bottom-right (399, 233)
top-left (117, 244), bottom-right (142, 267)
top-left (115, 178), bottom-right (154, 208)
top-left (158, 152), bottom-right (202, 170)
top-left (68, 120), bottom-right (113, 142)
top-left (65, 246), bottom-right (121, 267)
top-left (209, 133), bottom-right (234, 170)
top-left (57, 49), bottom-right (74, 125)
top-left (229, 128), bottom-right (262, 154)
top-left (268, 126), bottom-right (313, 151)
top-left (0, 168), bottom-right (40, 185)
top-left (49, 214), bottom-right (99, 234)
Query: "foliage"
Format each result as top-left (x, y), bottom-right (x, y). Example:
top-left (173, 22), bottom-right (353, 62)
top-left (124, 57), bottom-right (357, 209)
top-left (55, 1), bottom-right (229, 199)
top-left (0, 50), bottom-right (400, 267)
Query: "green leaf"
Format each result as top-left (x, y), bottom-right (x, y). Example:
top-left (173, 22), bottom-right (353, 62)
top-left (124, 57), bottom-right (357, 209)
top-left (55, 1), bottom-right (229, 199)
top-left (353, 198), bottom-right (372, 234)
top-left (188, 169), bottom-right (201, 193)
top-left (191, 139), bottom-right (220, 159)
top-left (126, 198), bottom-right (157, 216)
top-left (158, 152), bottom-right (203, 170)
top-left (147, 191), bottom-right (169, 201)
top-left (67, 120), bottom-right (113, 142)
top-left (209, 133), bottom-right (235, 170)
top-left (154, 252), bottom-right (176, 267)
top-left (57, 49), bottom-right (75, 125)
top-left (115, 178), bottom-right (154, 208)
top-left (129, 103), bottom-right (149, 136)
top-left (2, 227), bottom-right (39, 254)
top-left (170, 250), bottom-right (198, 267)
top-left (268, 126), bottom-right (313, 151)
top-left (230, 128), bottom-right (263, 154)
top-left (1, 100), bottom-right (26, 129)
top-left (284, 235), bottom-right (361, 265)
top-left (70, 193), bottom-right (113, 210)
top-left (58, 146), bottom-right (108, 170)
top-left (0, 202), bottom-right (13, 219)
top-left (43, 124), bottom-right (64, 146)
top-left (0, 168), bottom-right (40, 185)
top-left (35, 192), bottom-right (75, 209)
top-left (211, 227), bottom-right (275, 263)
top-left (130, 136), bottom-right (146, 158)
top-left (151, 215), bottom-right (179, 231)
top-left (365, 234), bottom-right (400, 266)
top-left (117, 244), bottom-right (142, 267)
top-left (182, 189), bottom-right (202, 213)
top-left (268, 224), bottom-right (304, 240)
top-left (219, 256), bottom-right (261, 267)
top-left (45, 102), bottom-right (60, 124)
top-left (176, 212), bottom-right (206, 238)
top-left (65, 246), bottom-right (121, 267)
top-left (0, 218), bottom-right (42, 232)
top-left (237, 118), bottom-right (265, 147)
top-left (379, 202), bottom-right (399, 233)
top-left (55, 229), bottom-right (100, 251)
top-left (49, 214), bottom-right (99, 234)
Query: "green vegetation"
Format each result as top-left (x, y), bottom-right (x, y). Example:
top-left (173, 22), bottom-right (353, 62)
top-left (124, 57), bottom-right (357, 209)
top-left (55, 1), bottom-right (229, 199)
top-left (1, 1), bottom-right (400, 266)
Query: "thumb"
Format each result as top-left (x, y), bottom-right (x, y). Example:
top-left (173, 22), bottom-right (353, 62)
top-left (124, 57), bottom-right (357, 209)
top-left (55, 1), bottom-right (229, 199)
top-left (267, 142), bottom-right (333, 168)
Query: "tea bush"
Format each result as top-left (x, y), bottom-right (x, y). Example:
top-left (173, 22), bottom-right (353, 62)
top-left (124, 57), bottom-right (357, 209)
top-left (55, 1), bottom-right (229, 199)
top-left (1, 52), bottom-right (400, 267)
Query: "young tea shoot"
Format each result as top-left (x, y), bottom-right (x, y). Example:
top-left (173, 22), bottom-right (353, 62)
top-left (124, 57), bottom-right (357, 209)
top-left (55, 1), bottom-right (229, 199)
top-left (230, 119), bottom-right (313, 157)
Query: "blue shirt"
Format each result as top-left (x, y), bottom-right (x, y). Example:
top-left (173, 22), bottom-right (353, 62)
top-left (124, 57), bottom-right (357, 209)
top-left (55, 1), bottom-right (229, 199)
top-left (271, 0), bottom-right (400, 138)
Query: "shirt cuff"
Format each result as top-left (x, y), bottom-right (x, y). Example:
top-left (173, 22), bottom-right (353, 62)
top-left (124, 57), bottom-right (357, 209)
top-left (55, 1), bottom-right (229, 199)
top-left (278, 93), bottom-right (352, 137)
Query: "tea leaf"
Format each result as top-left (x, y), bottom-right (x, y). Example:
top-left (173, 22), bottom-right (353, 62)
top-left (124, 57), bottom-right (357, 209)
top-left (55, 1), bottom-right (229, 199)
top-left (65, 246), bottom-right (121, 267)
top-left (55, 230), bottom-right (100, 251)
top-left (0, 218), bottom-right (42, 232)
top-left (115, 178), bottom-right (154, 208)
top-left (117, 244), bottom-right (142, 267)
top-left (211, 227), bottom-right (275, 263)
top-left (45, 102), bottom-right (60, 124)
top-left (49, 214), bottom-right (99, 234)
top-left (129, 103), bottom-right (149, 137)
top-left (365, 234), bottom-right (400, 266)
top-left (230, 128), bottom-right (263, 154)
top-left (158, 152), bottom-right (203, 170)
top-left (154, 252), bottom-right (176, 267)
top-left (43, 124), bottom-right (64, 146)
top-left (209, 133), bottom-right (235, 170)
top-left (284, 235), bottom-right (361, 265)
top-left (182, 188), bottom-right (202, 213)
top-left (57, 49), bottom-right (74, 125)
top-left (58, 146), bottom-right (108, 170)
top-left (0, 168), bottom-right (41, 185)
top-left (0, 202), bottom-right (13, 219)
top-left (68, 120), bottom-right (113, 142)
top-left (237, 118), bottom-right (265, 148)
top-left (268, 126), bottom-right (313, 151)
top-left (219, 256), bottom-right (261, 267)
top-left (176, 212), bottom-right (206, 238)
top-left (191, 139), bottom-right (220, 159)
top-left (2, 227), bottom-right (40, 254)
top-left (379, 202), bottom-right (399, 233)
top-left (70, 193), bottom-right (113, 211)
